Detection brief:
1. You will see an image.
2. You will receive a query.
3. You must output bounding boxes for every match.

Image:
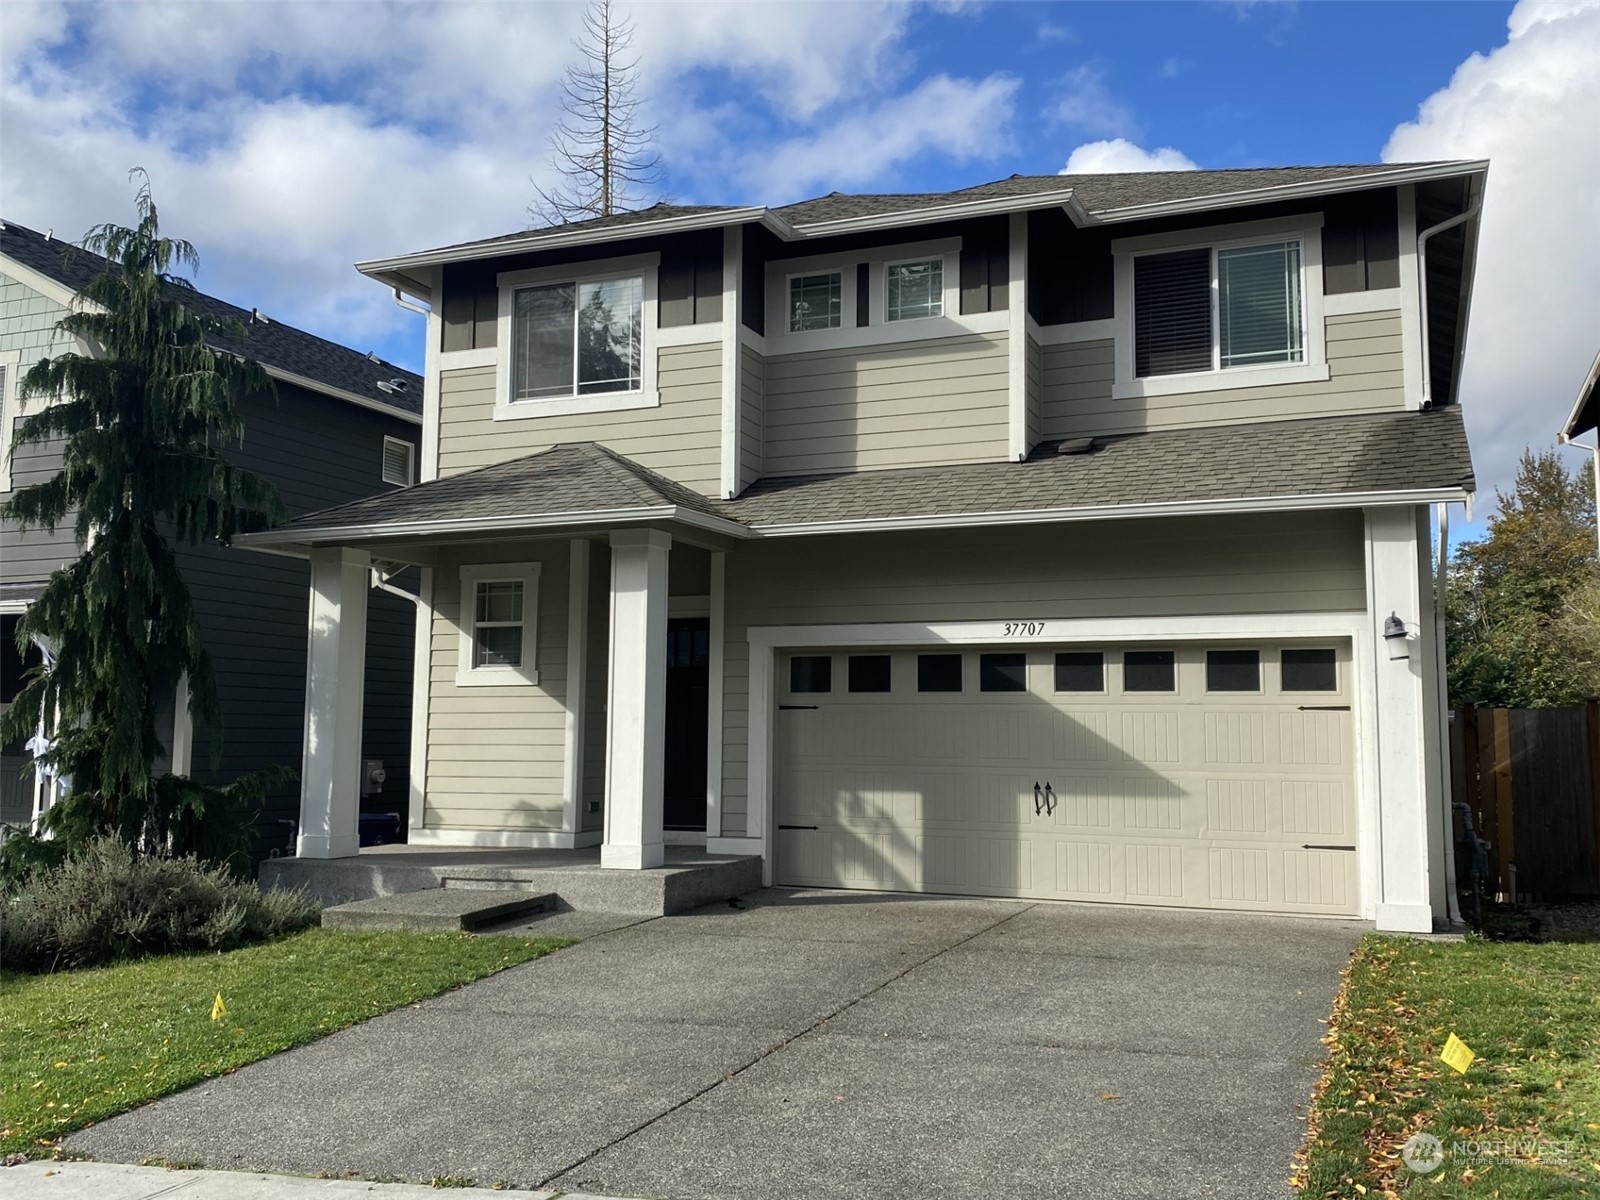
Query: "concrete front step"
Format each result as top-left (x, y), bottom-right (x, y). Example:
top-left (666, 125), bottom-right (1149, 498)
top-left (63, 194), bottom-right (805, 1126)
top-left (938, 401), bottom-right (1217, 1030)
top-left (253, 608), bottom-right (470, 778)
top-left (321, 887), bottom-right (558, 932)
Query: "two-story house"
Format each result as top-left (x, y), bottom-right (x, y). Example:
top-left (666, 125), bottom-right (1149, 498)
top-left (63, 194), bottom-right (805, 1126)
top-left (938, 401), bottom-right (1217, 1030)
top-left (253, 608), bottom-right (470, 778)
top-left (0, 221), bottom-right (423, 852)
top-left (241, 162), bottom-right (1484, 932)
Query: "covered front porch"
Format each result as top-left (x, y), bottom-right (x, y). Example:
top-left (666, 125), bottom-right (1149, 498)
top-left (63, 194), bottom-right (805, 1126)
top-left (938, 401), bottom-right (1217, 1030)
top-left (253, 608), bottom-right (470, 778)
top-left (239, 443), bottom-right (755, 883)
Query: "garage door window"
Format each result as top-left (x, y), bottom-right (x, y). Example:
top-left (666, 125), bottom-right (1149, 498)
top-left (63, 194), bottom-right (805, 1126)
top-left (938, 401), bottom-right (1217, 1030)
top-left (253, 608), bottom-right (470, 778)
top-left (1123, 650), bottom-right (1175, 692)
top-left (980, 653), bottom-right (1027, 692)
top-left (917, 653), bottom-right (963, 693)
top-left (1282, 648), bottom-right (1338, 692)
top-left (1206, 649), bottom-right (1261, 692)
top-left (1054, 651), bottom-right (1104, 692)
top-left (790, 655), bottom-right (832, 693)
top-left (848, 654), bottom-right (892, 693)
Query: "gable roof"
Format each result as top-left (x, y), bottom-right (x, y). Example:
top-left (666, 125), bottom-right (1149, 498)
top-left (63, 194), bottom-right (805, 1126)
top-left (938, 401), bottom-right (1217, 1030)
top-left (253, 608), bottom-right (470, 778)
top-left (1, 219), bottom-right (422, 422)
top-left (241, 408), bottom-right (1474, 549)
top-left (358, 160), bottom-right (1486, 280)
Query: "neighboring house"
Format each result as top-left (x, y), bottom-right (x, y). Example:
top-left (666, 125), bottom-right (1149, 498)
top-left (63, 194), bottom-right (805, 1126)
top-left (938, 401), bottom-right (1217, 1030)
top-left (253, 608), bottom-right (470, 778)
top-left (241, 162), bottom-right (1485, 932)
top-left (0, 220), bottom-right (424, 852)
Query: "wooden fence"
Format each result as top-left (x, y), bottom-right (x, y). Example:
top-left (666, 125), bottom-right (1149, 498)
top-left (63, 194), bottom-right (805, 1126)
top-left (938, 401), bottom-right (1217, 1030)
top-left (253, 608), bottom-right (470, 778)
top-left (1450, 700), bottom-right (1600, 900)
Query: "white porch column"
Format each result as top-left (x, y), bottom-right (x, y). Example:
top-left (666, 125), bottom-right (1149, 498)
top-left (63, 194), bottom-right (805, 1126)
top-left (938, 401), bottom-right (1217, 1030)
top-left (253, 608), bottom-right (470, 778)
top-left (298, 546), bottom-right (370, 859)
top-left (1364, 506), bottom-right (1442, 932)
top-left (602, 529), bottom-right (670, 869)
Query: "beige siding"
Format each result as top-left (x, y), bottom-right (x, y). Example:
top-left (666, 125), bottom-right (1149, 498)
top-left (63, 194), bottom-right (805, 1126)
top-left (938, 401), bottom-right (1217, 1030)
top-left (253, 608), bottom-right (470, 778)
top-left (437, 343), bottom-right (723, 495)
top-left (718, 510), bottom-right (1366, 836)
top-left (1040, 311), bottom-right (1404, 441)
top-left (1025, 331), bottom-right (1043, 451)
top-left (739, 344), bottom-right (764, 491)
top-left (763, 332), bottom-right (1009, 477)
top-left (425, 542), bottom-right (573, 830)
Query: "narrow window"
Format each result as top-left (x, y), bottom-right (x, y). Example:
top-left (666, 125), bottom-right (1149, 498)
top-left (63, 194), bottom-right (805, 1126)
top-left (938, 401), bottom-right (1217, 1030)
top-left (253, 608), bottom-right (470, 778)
top-left (575, 276), bottom-right (643, 394)
top-left (790, 655), bottom-right (832, 693)
top-left (1123, 650), bottom-right (1175, 693)
top-left (1218, 242), bottom-right (1303, 367)
top-left (789, 272), bottom-right (842, 332)
top-left (473, 580), bottom-right (525, 669)
top-left (1054, 651), bottom-right (1104, 692)
top-left (1206, 649), bottom-right (1261, 692)
top-left (886, 259), bottom-right (943, 322)
top-left (980, 653), bottom-right (1026, 693)
top-left (511, 275), bottom-right (642, 400)
top-left (1134, 249), bottom-right (1211, 377)
top-left (917, 653), bottom-right (963, 693)
top-left (513, 282), bottom-right (576, 399)
top-left (381, 436), bottom-right (414, 487)
top-left (1282, 648), bottom-right (1338, 692)
top-left (848, 654), bottom-right (892, 693)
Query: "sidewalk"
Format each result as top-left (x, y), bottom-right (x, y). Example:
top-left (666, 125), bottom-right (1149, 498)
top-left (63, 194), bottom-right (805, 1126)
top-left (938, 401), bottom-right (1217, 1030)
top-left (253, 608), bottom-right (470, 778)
top-left (0, 1161), bottom-right (633, 1200)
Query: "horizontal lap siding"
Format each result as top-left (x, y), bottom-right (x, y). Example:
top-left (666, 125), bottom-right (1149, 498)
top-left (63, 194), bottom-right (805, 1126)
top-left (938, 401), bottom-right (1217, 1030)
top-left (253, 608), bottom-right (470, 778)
top-left (763, 333), bottom-right (1009, 477)
top-left (437, 344), bottom-right (722, 496)
top-left (1025, 332), bottom-right (1043, 451)
top-left (740, 345), bottom-right (764, 491)
top-left (1039, 311), bottom-right (1404, 441)
top-left (425, 543), bottom-right (572, 830)
top-left (718, 510), bottom-right (1365, 836)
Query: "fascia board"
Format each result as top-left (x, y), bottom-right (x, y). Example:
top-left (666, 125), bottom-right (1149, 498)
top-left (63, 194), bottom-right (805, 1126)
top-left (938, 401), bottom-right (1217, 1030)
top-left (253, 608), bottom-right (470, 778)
top-left (747, 487), bottom-right (1474, 538)
top-left (1563, 349), bottom-right (1600, 439)
top-left (1083, 162), bottom-right (1492, 225)
top-left (788, 190), bottom-right (1079, 238)
top-left (237, 504), bottom-right (750, 548)
top-left (354, 207), bottom-right (772, 276)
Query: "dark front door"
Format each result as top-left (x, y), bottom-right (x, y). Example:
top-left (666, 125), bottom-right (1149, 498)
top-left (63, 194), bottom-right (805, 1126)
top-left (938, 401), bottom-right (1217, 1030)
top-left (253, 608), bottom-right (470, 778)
top-left (663, 617), bottom-right (710, 830)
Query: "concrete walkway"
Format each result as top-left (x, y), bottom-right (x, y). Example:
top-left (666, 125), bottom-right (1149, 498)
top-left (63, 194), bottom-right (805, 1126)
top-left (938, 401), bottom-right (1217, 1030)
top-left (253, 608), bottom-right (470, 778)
top-left (62, 890), bottom-right (1361, 1200)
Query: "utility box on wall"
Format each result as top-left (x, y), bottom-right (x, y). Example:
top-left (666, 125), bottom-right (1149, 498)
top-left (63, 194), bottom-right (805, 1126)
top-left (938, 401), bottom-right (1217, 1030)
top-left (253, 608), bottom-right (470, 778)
top-left (361, 759), bottom-right (386, 796)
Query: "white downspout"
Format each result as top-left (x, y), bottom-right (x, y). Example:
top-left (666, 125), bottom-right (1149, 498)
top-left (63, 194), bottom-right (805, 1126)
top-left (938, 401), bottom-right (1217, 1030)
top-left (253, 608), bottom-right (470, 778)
top-left (1417, 198), bottom-right (1482, 409)
top-left (391, 286), bottom-right (429, 317)
top-left (1434, 501), bottom-right (1462, 925)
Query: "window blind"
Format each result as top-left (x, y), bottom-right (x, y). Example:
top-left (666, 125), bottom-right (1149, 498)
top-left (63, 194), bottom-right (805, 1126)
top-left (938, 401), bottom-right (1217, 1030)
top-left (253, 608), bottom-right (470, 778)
top-left (1134, 248), bottom-right (1212, 377)
top-left (1218, 241), bottom-right (1302, 367)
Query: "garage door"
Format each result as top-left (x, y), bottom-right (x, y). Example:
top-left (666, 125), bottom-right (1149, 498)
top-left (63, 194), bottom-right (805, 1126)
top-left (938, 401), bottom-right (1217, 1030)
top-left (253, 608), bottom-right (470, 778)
top-left (773, 643), bottom-right (1358, 915)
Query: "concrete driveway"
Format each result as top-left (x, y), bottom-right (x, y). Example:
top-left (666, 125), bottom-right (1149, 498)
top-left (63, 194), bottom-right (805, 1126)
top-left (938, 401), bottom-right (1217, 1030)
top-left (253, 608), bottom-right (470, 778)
top-left (67, 890), bottom-right (1360, 1199)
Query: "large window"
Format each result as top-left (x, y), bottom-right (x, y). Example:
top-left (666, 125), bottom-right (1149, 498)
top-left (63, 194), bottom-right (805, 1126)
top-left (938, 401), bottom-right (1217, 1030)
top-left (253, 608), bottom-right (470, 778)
top-left (1134, 240), bottom-right (1304, 379)
top-left (885, 259), bottom-right (943, 322)
top-left (512, 275), bottom-right (643, 401)
top-left (789, 272), bottom-right (842, 332)
top-left (456, 563), bottom-right (540, 686)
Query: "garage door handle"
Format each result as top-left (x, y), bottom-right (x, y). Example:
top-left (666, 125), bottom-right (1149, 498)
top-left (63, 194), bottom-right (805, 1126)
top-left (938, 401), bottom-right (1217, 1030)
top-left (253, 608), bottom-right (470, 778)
top-left (778, 824), bottom-right (818, 831)
top-left (1297, 705), bottom-right (1351, 711)
top-left (1302, 844), bottom-right (1356, 851)
top-left (779, 704), bottom-right (820, 711)
top-left (1033, 783), bottom-right (1044, 815)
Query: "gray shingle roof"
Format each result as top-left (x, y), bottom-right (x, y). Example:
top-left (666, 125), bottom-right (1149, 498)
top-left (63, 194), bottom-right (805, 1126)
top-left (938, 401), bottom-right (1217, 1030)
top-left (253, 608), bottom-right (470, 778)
top-left (417, 205), bottom-right (737, 258)
top-left (263, 408), bottom-right (1473, 542)
top-left (1, 220), bottom-right (422, 417)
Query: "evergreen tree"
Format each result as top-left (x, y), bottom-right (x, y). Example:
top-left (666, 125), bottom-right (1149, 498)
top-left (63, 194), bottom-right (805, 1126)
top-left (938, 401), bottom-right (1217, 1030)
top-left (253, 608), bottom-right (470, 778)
top-left (1446, 447), bottom-right (1600, 706)
top-left (0, 173), bottom-right (283, 860)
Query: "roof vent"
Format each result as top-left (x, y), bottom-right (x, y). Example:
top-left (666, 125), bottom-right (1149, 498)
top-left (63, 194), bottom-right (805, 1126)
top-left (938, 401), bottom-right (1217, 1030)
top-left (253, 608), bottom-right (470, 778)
top-left (43, 229), bottom-right (53, 242)
top-left (250, 307), bottom-right (270, 324)
top-left (366, 351), bottom-right (379, 362)
top-left (375, 378), bottom-right (409, 395)
top-left (1057, 437), bottom-right (1097, 456)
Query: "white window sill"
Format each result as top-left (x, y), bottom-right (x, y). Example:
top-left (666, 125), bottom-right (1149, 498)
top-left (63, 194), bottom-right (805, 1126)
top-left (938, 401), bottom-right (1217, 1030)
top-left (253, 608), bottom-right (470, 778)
top-left (764, 310), bottom-right (1008, 357)
top-left (454, 667), bottom-right (540, 688)
top-left (1112, 360), bottom-right (1330, 400)
top-left (493, 389), bottom-right (660, 422)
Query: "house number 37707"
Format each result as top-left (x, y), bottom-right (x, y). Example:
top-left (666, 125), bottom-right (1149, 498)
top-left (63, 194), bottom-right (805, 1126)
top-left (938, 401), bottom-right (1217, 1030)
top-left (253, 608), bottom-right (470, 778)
top-left (1003, 621), bottom-right (1045, 636)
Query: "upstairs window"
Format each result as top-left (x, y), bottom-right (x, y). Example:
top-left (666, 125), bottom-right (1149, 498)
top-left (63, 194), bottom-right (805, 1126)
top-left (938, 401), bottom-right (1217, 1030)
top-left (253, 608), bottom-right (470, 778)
top-left (885, 259), bottom-right (943, 322)
top-left (1134, 239), bottom-right (1305, 378)
top-left (789, 272), bottom-right (842, 332)
top-left (512, 275), bottom-right (642, 401)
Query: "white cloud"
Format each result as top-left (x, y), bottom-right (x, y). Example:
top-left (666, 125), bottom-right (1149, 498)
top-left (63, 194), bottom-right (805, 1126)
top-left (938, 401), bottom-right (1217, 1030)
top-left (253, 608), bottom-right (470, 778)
top-left (1059, 139), bottom-right (1199, 174)
top-left (748, 73), bottom-right (1020, 200)
top-left (1046, 64), bottom-right (1140, 140)
top-left (1383, 0), bottom-right (1600, 503)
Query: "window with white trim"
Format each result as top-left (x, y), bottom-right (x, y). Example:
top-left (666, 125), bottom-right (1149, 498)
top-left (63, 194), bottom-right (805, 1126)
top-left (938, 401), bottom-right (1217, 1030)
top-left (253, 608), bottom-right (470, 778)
top-left (1134, 239), bottom-right (1304, 378)
top-left (511, 275), bottom-right (643, 401)
top-left (457, 563), bottom-right (540, 686)
top-left (381, 435), bottom-right (414, 487)
top-left (788, 272), bottom-right (842, 332)
top-left (885, 258), bottom-right (943, 322)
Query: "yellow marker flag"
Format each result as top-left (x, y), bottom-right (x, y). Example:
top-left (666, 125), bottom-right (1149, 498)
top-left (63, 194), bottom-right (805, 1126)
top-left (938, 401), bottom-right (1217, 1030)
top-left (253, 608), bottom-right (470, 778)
top-left (1440, 1033), bottom-right (1475, 1074)
top-left (211, 992), bottom-right (228, 1022)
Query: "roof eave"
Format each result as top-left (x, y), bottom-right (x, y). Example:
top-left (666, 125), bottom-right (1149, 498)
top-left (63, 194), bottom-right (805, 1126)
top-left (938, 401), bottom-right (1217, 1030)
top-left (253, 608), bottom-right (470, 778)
top-left (1083, 160), bottom-right (1491, 225)
top-left (787, 189), bottom-right (1082, 238)
top-left (1561, 349), bottom-right (1600, 440)
top-left (355, 207), bottom-right (778, 279)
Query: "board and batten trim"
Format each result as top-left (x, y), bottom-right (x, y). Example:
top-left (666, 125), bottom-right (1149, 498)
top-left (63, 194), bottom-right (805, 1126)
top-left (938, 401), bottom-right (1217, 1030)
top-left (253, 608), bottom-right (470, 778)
top-left (706, 551), bottom-right (726, 838)
top-left (1397, 185), bottom-right (1425, 411)
top-left (1008, 211), bottom-right (1028, 461)
top-left (408, 567), bottom-right (434, 830)
top-left (745, 611), bottom-right (1375, 909)
top-left (561, 539), bottom-right (590, 837)
top-left (720, 225), bottom-right (742, 498)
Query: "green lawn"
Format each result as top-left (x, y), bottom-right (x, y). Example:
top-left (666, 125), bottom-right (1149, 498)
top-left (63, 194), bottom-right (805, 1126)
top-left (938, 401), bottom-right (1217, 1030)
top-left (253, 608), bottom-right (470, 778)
top-left (0, 928), bottom-right (570, 1155)
top-left (1296, 935), bottom-right (1600, 1198)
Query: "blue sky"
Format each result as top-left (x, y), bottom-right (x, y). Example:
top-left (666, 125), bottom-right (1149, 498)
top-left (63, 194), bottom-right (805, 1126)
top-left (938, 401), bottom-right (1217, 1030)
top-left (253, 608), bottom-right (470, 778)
top-left (3, 0), bottom-right (1598, 530)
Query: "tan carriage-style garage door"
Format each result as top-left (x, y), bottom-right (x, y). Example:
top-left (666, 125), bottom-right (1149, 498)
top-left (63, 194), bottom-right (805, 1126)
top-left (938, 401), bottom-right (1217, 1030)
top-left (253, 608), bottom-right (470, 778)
top-left (773, 642), bottom-right (1359, 916)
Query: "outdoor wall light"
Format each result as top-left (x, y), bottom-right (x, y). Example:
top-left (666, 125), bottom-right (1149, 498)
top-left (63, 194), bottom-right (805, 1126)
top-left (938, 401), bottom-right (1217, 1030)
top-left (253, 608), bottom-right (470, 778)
top-left (1383, 612), bottom-right (1411, 661)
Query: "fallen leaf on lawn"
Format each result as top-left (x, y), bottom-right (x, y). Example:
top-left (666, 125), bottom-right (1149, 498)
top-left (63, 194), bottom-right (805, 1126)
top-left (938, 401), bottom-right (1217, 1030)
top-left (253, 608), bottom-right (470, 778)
top-left (1101, 1093), bottom-right (1120, 1101)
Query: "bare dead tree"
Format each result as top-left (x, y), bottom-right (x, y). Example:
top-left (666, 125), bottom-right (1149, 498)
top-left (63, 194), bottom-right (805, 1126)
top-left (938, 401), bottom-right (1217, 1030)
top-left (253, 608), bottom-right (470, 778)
top-left (529, 0), bottom-right (663, 226)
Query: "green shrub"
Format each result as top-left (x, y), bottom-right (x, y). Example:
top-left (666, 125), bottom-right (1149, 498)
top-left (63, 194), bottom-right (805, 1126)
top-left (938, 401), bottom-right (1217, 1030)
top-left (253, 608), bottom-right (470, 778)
top-left (0, 836), bottom-right (319, 972)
